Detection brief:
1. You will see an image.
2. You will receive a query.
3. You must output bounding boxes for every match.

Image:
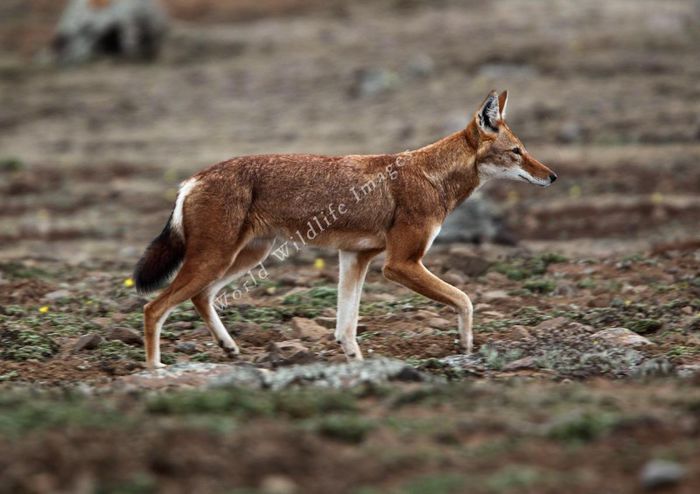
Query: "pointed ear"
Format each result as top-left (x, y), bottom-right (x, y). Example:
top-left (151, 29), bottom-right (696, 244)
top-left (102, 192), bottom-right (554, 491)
top-left (498, 90), bottom-right (508, 119)
top-left (475, 90), bottom-right (501, 134)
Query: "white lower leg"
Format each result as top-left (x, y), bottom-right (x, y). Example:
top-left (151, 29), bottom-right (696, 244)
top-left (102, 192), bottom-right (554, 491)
top-left (335, 251), bottom-right (370, 361)
top-left (149, 308), bottom-right (173, 369)
top-left (199, 296), bottom-right (239, 356)
top-left (458, 297), bottom-right (474, 354)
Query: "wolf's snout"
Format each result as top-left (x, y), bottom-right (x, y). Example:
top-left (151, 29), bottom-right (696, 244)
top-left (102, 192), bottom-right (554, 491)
top-left (549, 173), bottom-right (558, 183)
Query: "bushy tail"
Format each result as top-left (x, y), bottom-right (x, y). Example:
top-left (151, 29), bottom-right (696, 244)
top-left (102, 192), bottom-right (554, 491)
top-left (133, 213), bottom-right (186, 294)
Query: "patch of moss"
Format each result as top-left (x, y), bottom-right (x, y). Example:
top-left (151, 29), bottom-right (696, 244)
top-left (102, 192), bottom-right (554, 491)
top-left (190, 352), bottom-right (212, 362)
top-left (95, 340), bottom-right (176, 364)
top-left (546, 411), bottom-right (620, 444)
top-left (399, 473), bottom-right (465, 494)
top-left (629, 319), bottom-right (662, 334)
top-left (315, 415), bottom-right (374, 443)
top-left (0, 393), bottom-right (123, 437)
top-left (485, 465), bottom-right (543, 492)
top-left (523, 277), bottom-right (557, 294)
top-left (492, 253), bottom-right (567, 281)
top-left (274, 390), bottom-right (358, 418)
top-left (0, 261), bottom-right (52, 280)
top-left (0, 156), bottom-right (24, 172)
top-left (281, 286), bottom-right (338, 318)
top-left (95, 473), bottom-right (157, 494)
top-left (147, 389), bottom-right (273, 417)
top-left (0, 329), bottom-right (59, 361)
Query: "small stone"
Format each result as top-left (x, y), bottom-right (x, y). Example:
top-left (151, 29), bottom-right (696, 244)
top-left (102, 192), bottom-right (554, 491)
top-left (442, 271), bottom-right (465, 286)
top-left (267, 340), bottom-right (315, 366)
top-left (260, 474), bottom-right (297, 494)
top-left (481, 310), bottom-right (505, 319)
top-left (175, 342), bottom-right (197, 355)
top-left (291, 317), bottom-right (328, 341)
top-left (503, 356), bottom-right (538, 371)
top-left (91, 317), bottom-right (112, 329)
top-left (73, 333), bottom-right (102, 352)
top-left (43, 289), bottom-right (71, 301)
top-left (481, 290), bottom-right (509, 303)
top-left (557, 120), bottom-right (583, 143)
top-left (314, 316), bottom-right (336, 329)
top-left (592, 328), bottom-right (654, 348)
top-left (414, 310), bottom-right (439, 321)
top-left (533, 317), bottom-right (568, 332)
top-left (640, 459), bottom-right (685, 490)
top-left (105, 327), bottom-right (143, 346)
top-left (451, 256), bottom-right (491, 278)
top-left (510, 325), bottom-right (532, 340)
top-left (425, 344), bottom-right (443, 357)
top-left (171, 321), bottom-right (193, 330)
top-left (427, 317), bottom-right (451, 330)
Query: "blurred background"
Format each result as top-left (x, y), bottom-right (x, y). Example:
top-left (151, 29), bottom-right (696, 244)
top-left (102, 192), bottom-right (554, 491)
top-left (1, 0), bottom-right (699, 264)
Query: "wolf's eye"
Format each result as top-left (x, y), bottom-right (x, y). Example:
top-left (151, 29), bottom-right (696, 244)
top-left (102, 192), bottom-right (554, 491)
top-left (511, 147), bottom-right (522, 155)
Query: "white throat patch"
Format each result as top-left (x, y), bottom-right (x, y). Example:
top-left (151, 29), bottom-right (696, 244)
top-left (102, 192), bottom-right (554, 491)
top-left (478, 163), bottom-right (549, 187)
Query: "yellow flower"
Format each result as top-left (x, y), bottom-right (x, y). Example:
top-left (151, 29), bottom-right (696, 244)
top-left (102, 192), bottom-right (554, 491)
top-left (569, 185), bottom-right (582, 199)
top-left (506, 190), bottom-right (519, 205)
top-left (650, 192), bottom-right (664, 205)
top-left (123, 277), bottom-right (135, 288)
top-left (314, 258), bottom-right (326, 270)
top-left (38, 306), bottom-right (49, 314)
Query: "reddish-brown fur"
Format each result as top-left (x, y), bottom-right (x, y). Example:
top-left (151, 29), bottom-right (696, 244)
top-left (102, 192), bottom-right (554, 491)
top-left (135, 90), bottom-right (557, 368)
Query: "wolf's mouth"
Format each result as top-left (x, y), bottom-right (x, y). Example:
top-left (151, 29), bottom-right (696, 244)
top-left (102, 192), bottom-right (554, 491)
top-left (518, 173), bottom-right (548, 187)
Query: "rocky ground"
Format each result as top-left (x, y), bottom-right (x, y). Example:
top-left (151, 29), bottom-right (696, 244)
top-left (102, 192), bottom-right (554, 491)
top-left (1, 0), bottom-right (699, 492)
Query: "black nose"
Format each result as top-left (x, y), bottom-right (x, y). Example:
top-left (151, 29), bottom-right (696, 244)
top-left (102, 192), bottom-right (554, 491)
top-left (549, 173), bottom-right (558, 183)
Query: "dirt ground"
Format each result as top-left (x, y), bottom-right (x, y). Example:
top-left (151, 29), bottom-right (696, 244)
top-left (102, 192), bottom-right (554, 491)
top-left (1, 0), bottom-right (699, 493)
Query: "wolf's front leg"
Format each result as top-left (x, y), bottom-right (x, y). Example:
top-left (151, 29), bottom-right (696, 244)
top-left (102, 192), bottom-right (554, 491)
top-left (335, 250), bottom-right (380, 360)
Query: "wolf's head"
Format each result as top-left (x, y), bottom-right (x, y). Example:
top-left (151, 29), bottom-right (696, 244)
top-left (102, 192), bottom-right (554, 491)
top-left (469, 90), bottom-right (557, 187)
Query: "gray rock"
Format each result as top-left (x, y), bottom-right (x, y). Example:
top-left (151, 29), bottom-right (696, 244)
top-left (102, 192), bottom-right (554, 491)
top-left (43, 289), bottom-right (72, 301)
top-left (349, 68), bottom-right (399, 98)
top-left (405, 54), bottom-right (435, 78)
top-left (290, 317), bottom-right (328, 342)
top-left (592, 328), bottom-right (654, 348)
top-left (52, 0), bottom-right (168, 64)
top-left (175, 342), bottom-right (197, 355)
top-left (503, 356), bottom-right (538, 371)
top-left (266, 340), bottom-right (316, 366)
top-left (477, 63), bottom-right (537, 79)
top-left (214, 358), bottom-right (432, 390)
top-left (436, 194), bottom-right (510, 244)
top-left (632, 358), bottom-right (674, 378)
top-left (677, 364), bottom-right (700, 378)
top-left (314, 317), bottom-right (337, 329)
top-left (106, 327), bottom-right (143, 346)
top-left (480, 290), bottom-right (509, 303)
top-left (640, 460), bottom-right (685, 490)
top-left (73, 333), bottom-right (102, 352)
top-left (557, 121), bottom-right (583, 143)
top-left (262, 358), bottom-right (431, 390)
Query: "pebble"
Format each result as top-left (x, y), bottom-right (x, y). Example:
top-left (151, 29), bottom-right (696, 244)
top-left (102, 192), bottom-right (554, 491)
top-left (260, 474), bottom-right (297, 494)
top-left (640, 459), bottom-right (685, 490)
top-left (73, 333), bottom-right (102, 352)
top-left (175, 342), bottom-right (197, 355)
top-left (592, 328), bottom-right (654, 348)
top-left (43, 289), bottom-right (71, 301)
top-left (105, 327), bottom-right (144, 346)
top-left (480, 290), bottom-right (509, 303)
top-left (291, 317), bottom-right (328, 341)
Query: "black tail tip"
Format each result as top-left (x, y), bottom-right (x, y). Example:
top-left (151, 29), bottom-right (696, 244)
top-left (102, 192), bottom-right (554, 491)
top-left (132, 217), bottom-right (185, 294)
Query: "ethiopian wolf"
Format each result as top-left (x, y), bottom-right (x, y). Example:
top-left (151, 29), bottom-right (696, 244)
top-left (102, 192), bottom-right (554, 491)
top-left (134, 91), bottom-right (557, 368)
